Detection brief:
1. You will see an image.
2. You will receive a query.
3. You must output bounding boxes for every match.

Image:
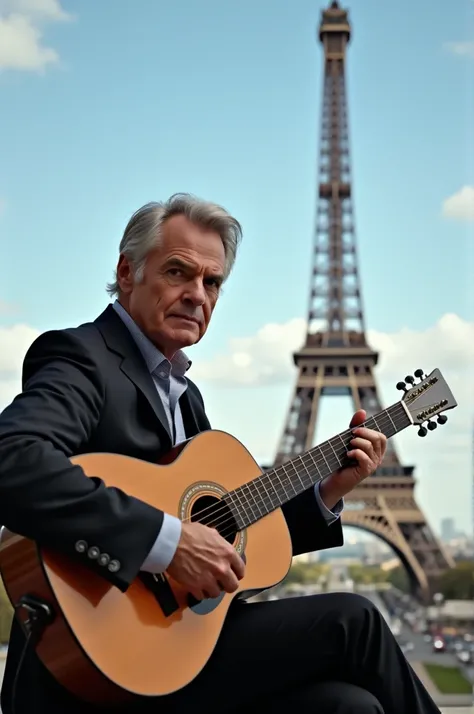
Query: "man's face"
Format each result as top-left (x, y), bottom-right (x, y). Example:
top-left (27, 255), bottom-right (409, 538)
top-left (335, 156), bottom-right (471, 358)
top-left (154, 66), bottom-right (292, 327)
top-left (117, 214), bottom-right (226, 358)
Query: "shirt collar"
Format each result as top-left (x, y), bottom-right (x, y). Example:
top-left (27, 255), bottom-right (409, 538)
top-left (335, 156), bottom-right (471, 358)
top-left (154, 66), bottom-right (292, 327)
top-left (112, 300), bottom-right (191, 378)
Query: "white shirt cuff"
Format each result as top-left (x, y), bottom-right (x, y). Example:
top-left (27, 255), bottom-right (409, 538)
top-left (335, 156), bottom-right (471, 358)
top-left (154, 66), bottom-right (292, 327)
top-left (141, 513), bottom-right (182, 573)
top-left (313, 482), bottom-right (344, 525)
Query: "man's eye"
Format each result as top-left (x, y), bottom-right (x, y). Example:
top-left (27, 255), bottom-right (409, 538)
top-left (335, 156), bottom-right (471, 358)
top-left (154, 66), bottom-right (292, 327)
top-left (168, 268), bottom-right (182, 277)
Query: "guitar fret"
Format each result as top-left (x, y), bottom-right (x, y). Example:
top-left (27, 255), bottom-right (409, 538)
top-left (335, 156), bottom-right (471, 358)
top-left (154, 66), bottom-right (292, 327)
top-left (259, 475), bottom-right (274, 512)
top-left (327, 439), bottom-right (342, 467)
top-left (241, 483), bottom-right (260, 520)
top-left (291, 462), bottom-right (306, 490)
top-left (262, 474), bottom-right (275, 508)
top-left (249, 481), bottom-right (267, 517)
top-left (298, 457), bottom-right (313, 484)
top-left (372, 415), bottom-right (381, 432)
top-left (337, 433), bottom-right (348, 452)
top-left (386, 410), bottom-right (396, 432)
top-left (282, 464), bottom-right (297, 495)
top-left (307, 450), bottom-right (322, 477)
top-left (317, 446), bottom-right (331, 472)
top-left (296, 457), bottom-right (313, 487)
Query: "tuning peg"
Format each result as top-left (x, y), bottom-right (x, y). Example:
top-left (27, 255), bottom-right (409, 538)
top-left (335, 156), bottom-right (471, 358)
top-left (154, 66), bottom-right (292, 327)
top-left (405, 375), bottom-right (415, 385)
top-left (418, 426), bottom-right (428, 437)
top-left (414, 369), bottom-right (425, 379)
top-left (437, 415), bottom-right (448, 425)
top-left (396, 381), bottom-right (407, 392)
top-left (427, 420), bottom-right (437, 431)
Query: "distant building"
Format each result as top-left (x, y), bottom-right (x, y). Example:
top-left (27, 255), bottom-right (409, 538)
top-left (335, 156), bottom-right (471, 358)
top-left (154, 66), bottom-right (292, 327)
top-left (440, 517), bottom-right (457, 542)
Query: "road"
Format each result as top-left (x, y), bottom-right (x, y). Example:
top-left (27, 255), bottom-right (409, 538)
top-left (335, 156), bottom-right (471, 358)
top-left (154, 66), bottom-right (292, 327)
top-left (360, 589), bottom-right (468, 666)
top-left (359, 588), bottom-right (473, 710)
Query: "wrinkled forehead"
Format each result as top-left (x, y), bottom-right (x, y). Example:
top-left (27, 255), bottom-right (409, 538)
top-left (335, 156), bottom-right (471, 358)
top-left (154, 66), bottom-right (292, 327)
top-left (159, 215), bottom-right (226, 271)
top-left (163, 255), bottom-right (225, 286)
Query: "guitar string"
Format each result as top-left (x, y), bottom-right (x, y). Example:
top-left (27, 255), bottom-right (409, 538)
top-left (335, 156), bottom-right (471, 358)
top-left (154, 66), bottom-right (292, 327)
top-left (181, 406), bottom-right (407, 534)
top-left (196, 408), bottom-right (409, 541)
top-left (180, 405), bottom-right (409, 538)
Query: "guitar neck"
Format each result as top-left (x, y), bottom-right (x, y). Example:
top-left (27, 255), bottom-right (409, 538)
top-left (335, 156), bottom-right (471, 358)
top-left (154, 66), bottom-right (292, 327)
top-left (227, 401), bottom-right (412, 530)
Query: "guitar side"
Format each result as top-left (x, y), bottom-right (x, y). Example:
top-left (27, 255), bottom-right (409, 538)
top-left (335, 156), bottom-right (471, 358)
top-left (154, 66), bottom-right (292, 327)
top-left (0, 529), bottom-right (129, 705)
top-left (0, 431), bottom-right (293, 705)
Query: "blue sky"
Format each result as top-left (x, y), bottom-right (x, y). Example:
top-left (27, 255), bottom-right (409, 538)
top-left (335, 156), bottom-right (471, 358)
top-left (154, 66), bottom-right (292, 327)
top-left (0, 0), bottom-right (473, 536)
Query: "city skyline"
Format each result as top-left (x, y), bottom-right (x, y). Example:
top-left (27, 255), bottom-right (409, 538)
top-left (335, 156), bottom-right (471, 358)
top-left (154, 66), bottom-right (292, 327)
top-left (0, 0), bottom-right (473, 535)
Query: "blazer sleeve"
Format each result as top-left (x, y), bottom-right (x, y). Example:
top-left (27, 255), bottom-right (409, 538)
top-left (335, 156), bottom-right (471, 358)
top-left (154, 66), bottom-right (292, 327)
top-left (281, 489), bottom-right (343, 557)
top-left (0, 329), bottom-right (164, 592)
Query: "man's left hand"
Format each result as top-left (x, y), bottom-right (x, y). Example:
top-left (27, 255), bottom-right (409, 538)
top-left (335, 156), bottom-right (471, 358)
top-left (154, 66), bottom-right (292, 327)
top-left (319, 409), bottom-right (387, 510)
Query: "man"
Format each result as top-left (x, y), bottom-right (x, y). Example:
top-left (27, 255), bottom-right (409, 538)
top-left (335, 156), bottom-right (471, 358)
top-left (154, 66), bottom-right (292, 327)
top-left (0, 193), bottom-right (440, 714)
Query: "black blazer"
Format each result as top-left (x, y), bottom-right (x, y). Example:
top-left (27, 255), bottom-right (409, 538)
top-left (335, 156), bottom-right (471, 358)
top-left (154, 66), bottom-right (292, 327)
top-left (0, 305), bottom-right (343, 714)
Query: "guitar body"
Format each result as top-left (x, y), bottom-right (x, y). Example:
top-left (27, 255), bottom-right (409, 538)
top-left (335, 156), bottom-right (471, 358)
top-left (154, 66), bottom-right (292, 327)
top-left (0, 430), bottom-right (293, 705)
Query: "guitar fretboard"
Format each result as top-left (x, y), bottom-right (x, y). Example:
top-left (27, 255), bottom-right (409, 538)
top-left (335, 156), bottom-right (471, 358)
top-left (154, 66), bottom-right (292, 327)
top-left (225, 401), bottom-right (411, 530)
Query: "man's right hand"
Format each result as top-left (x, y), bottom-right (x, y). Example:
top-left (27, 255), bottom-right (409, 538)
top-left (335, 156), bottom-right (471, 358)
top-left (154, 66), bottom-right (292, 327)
top-left (167, 521), bottom-right (245, 601)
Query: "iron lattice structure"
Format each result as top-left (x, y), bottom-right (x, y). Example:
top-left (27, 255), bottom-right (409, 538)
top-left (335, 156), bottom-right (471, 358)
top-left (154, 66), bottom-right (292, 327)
top-left (272, 1), bottom-right (452, 602)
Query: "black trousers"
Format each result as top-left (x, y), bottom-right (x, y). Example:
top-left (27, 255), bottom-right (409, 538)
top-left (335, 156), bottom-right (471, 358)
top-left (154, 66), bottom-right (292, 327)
top-left (144, 592), bottom-right (441, 714)
top-left (4, 592), bottom-right (441, 714)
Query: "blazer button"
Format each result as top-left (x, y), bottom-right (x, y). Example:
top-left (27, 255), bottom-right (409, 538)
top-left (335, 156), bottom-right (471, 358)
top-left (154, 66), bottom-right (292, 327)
top-left (107, 559), bottom-right (120, 573)
top-left (88, 546), bottom-right (100, 559)
top-left (98, 553), bottom-right (110, 566)
top-left (75, 540), bottom-right (87, 554)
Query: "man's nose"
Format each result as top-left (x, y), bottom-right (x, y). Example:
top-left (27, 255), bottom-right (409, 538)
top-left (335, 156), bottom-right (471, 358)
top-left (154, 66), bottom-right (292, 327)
top-left (183, 280), bottom-right (206, 305)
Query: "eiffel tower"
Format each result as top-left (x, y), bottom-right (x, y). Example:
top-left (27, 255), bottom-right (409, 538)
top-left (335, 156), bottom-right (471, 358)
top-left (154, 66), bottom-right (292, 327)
top-left (272, 1), bottom-right (453, 602)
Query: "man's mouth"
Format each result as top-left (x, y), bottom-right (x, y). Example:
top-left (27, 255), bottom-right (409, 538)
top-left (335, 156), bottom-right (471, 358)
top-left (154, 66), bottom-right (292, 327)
top-left (169, 315), bottom-right (199, 325)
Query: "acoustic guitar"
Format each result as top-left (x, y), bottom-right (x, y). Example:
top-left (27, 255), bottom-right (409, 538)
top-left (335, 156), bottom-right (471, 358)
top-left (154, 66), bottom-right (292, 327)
top-left (0, 367), bottom-right (457, 705)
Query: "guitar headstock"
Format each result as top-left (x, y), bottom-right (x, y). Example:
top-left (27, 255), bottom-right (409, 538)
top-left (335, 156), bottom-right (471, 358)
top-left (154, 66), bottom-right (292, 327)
top-left (397, 368), bottom-right (458, 437)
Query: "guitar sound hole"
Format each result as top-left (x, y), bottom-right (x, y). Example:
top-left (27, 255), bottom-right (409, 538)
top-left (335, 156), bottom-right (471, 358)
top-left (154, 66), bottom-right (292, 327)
top-left (190, 495), bottom-right (237, 544)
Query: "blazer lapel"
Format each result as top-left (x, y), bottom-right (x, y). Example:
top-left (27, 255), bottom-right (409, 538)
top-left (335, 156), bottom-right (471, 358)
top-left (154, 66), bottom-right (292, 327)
top-left (95, 305), bottom-right (173, 444)
top-left (179, 383), bottom-right (211, 439)
top-left (120, 356), bottom-right (172, 443)
top-left (179, 391), bottom-right (200, 439)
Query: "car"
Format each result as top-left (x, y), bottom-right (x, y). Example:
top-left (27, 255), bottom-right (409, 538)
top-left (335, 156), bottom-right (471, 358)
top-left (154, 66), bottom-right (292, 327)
top-left (399, 640), bottom-right (414, 655)
top-left (432, 636), bottom-right (446, 653)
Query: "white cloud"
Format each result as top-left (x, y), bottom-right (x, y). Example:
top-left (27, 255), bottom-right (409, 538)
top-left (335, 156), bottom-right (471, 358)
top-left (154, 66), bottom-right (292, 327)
top-left (444, 41), bottom-right (474, 58)
top-left (194, 313), bottom-right (474, 390)
top-left (442, 185), bottom-right (474, 222)
top-left (368, 314), bottom-right (474, 382)
top-left (193, 317), bottom-right (307, 387)
top-left (0, 0), bottom-right (73, 73)
top-left (0, 323), bottom-right (40, 409)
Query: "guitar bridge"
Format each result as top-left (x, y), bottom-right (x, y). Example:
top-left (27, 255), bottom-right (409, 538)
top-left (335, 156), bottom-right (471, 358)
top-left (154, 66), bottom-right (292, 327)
top-left (138, 572), bottom-right (179, 617)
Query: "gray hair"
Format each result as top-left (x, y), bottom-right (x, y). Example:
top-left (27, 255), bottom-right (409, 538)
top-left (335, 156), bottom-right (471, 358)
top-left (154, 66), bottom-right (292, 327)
top-left (106, 193), bottom-right (243, 297)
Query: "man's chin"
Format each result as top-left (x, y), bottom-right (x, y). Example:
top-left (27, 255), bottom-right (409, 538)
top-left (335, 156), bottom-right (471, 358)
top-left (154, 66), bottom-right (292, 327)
top-left (167, 326), bottom-right (200, 348)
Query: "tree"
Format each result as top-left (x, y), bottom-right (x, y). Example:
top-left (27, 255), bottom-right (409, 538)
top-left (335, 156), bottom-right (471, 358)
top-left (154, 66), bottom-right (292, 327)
top-left (348, 564), bottom-right (389, 585)
top-left (387, 566), bottom-right (410, 593)
top-left (437, 561), bottom-right (474, 600)
top-left (284, 562), bottom-right (329, 585)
